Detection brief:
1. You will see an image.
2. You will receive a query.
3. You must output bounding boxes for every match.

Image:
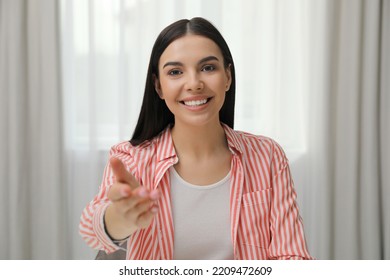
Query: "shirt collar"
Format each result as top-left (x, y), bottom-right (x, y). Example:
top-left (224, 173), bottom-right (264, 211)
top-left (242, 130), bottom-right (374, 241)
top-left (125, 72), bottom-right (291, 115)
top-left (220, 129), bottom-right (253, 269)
top-left (221, 123), bottom-right (244, 155)
top-left (156, 125), bottom-right (177, 162)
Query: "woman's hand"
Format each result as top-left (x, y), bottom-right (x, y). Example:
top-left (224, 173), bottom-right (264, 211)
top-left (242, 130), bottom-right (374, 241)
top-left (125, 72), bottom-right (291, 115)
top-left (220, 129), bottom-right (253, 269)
top-left (104, 157), bottom-right (159, 241)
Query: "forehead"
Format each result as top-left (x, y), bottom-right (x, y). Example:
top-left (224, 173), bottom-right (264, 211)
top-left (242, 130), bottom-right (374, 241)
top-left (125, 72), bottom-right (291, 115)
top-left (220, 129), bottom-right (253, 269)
top-left (159, 34), bottom-right (223, 65)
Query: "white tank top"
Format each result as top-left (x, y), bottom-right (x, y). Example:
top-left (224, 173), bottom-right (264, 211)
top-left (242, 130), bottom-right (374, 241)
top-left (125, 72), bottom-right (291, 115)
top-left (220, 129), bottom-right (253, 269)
top-left (170, 166), bottom-right (234, 260)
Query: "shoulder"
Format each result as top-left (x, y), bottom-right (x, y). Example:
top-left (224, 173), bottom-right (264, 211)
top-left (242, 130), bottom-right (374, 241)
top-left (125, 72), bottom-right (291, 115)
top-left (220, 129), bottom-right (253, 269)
top-left (233, 129), bottom-right (275, 147)
top-left (226, 127), bottom-right (285, 157)
top-left (109, 138), bottom-right (157, 160)
top-left (109, 141), bottom-right (134, 156)
top-left (231, 129), bottom-right (289, 172)
top-left (109, 128), bottom-right (169, 162)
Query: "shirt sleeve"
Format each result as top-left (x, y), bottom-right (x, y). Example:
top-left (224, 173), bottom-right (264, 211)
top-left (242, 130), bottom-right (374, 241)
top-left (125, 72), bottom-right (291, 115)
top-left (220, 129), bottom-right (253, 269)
top-left (267, 141), bottom-right (313, 260)
top-left (78, 142), bottom-right (136, 255)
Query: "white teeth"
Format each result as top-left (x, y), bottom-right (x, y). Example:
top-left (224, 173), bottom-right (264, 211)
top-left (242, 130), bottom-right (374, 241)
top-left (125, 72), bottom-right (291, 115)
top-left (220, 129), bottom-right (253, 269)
top-left (183, 99), bottom-right (208, 106)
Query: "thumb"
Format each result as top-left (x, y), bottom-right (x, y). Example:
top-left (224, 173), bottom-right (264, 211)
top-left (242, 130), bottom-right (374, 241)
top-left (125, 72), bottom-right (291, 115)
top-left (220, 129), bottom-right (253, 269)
top-left (110, 157), bottom-right (140, 189)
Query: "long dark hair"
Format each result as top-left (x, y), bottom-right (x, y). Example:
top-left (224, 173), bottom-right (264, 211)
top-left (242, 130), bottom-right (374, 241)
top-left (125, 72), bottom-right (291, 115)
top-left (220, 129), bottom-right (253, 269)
top-left (130, 17), bottom-right (236, 146)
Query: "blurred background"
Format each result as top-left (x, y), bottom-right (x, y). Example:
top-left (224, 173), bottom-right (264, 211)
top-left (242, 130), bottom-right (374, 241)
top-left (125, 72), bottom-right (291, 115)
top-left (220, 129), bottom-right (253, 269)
top-left (0, 0), bottom-right (389, 259)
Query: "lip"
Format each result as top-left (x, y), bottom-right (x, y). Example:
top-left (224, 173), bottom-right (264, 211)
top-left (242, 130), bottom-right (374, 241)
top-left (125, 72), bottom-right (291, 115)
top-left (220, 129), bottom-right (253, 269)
top-left (179, 97), bottom-right (213, 111)
top-left (179, 96), bottom-right (212, 102)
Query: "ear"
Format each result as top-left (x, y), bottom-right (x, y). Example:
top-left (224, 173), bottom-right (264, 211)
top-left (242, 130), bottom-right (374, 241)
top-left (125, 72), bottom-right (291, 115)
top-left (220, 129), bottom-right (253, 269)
top-left (225, 64), bottom-right (232, 92)
top-left (153, 75), bottom-right (164, 99)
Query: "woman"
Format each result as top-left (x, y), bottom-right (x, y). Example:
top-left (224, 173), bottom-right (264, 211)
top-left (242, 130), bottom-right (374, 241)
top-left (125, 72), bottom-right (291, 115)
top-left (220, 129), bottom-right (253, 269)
top-left (79, 17), bottom-right (313, 260)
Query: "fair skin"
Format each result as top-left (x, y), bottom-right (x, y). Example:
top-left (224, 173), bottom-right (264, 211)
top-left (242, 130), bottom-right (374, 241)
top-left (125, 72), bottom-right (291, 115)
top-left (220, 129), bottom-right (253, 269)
top-left (104, 34), bottom-right (232, 240)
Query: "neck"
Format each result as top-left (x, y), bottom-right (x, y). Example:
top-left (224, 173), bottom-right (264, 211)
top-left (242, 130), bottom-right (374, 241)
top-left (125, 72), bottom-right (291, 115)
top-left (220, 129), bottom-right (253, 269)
top-left (171, 120), bottom-right (228, 160)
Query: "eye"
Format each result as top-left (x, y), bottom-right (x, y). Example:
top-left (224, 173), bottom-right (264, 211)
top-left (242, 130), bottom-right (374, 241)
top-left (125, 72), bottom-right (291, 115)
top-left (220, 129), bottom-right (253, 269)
top-left (201, 64), bottom-right (216, 72)
top-left (168, 69), bottom-right (182, 76)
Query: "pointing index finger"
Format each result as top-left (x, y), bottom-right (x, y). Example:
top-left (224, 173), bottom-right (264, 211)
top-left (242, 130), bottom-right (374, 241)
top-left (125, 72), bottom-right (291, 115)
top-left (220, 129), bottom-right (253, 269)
top-left (110, 157), bottom-right (140, 189)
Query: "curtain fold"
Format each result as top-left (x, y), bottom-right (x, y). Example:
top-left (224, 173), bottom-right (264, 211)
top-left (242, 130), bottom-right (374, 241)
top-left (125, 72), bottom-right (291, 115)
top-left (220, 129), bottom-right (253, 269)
top-left (0, 0), bottom-right (67, 259)
top-left (59, 0), bottom-right (313, 259)
top-left (379, 0), bottom-right (390, 259)
top-left (1, 0), bottom-right (388, 260)
top-left (306, 0), bottom-right (390, 259)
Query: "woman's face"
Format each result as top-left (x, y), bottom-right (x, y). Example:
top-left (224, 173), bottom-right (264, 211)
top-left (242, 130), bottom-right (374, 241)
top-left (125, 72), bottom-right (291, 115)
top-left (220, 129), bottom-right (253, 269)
top-left (155, 34), bottom-right (231, 128)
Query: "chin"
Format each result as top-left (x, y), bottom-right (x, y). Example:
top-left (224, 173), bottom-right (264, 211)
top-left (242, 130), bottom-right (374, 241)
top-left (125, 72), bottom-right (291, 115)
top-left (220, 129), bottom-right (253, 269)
top-left (175, 116), bottom-right (221, 129)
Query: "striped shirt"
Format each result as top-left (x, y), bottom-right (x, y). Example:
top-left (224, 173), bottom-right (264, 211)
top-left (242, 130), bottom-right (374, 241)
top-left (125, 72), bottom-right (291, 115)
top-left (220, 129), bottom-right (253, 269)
top-left (79, 123), bottom-right (313, 260)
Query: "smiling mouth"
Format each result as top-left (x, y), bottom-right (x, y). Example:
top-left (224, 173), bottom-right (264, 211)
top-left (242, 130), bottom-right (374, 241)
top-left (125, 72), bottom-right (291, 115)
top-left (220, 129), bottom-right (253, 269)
top-left (180, 97), bottom-right (212, 107)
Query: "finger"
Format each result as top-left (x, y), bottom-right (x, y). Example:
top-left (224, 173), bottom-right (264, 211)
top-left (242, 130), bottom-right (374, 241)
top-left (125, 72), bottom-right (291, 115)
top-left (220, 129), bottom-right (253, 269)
top-left (110, 157), bottom-right (140, 189)
top-left (132, 200), bottom-right (153, 216)
top-left (149, 189), bottom-right (160, 201)
top-left (136, 206), bottom-right (158, 228)
top-left (107, 182), bottom-right (132, 201)
top-left (114, 187), bottom-right (151, 212)
top-left (120, 188), bottom-right (160, 210)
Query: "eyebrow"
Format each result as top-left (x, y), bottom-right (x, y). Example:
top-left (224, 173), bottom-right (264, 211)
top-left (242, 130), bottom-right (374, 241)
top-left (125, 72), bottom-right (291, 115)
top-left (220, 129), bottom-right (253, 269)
top-left (162, 56), bottom-right (219, 69)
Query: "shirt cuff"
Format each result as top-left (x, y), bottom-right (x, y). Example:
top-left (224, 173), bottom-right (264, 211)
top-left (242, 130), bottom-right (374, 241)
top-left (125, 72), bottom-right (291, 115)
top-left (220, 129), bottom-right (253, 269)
top-left (92, 202), bottom-right (124, 254)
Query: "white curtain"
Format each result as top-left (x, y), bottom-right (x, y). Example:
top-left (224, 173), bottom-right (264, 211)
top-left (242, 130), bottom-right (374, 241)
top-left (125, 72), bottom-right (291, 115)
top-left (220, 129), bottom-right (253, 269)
top-left (295, 0), bottom-right (390, 259)
top-left (60, 0), bottom-right (312, 259)
top-left (59, 0), bottom-right (390, 260)
top-left (1, 0), bottom-right (388, 260)
top-left (0, 0), bottom-right (67, 259)
top-left (304, 0), bottom-right (390, 259)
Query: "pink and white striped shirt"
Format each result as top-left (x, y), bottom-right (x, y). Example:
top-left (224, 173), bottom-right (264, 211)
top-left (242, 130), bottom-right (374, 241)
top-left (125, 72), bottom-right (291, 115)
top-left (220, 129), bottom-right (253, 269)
top-left (79, 124), bottom-right (313, 260)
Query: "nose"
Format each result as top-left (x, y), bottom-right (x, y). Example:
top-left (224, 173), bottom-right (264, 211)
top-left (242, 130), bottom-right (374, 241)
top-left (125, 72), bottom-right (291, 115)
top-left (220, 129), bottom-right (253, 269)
top-left (185, 72), bottom-right (204, 92)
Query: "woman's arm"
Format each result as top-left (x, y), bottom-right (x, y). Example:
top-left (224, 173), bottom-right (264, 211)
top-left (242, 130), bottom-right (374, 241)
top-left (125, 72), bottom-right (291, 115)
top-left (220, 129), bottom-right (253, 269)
top-left (79, 144), bottom-right (159, 254)
top-left (268, 141), bottom-right (313, 260)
